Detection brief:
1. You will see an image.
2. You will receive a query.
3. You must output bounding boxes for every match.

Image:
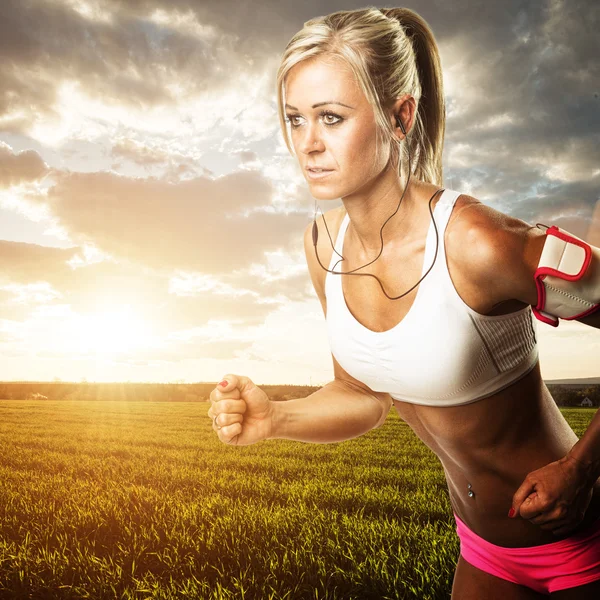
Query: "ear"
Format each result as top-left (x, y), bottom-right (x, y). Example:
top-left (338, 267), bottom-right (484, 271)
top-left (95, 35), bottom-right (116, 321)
top-left (388, 94), bottom-right (416, 140)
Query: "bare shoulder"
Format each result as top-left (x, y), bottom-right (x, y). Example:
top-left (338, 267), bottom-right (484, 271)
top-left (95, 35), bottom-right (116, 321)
top-left (445, 194), bottom-right (547, 308)
top-left (303, 205), bottom-right (346, 315)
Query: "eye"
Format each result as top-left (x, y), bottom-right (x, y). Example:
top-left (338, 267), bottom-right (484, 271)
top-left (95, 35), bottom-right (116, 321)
top-left (284, 111), bottom-right (344, 129)
top-left (285, 114), bottom-right (302, 128)
top-left (320, 111), bottom-right (343, 125)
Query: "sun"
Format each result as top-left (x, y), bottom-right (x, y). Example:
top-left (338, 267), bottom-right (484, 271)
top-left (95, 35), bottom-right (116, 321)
top-left (71, 305), bottom-right (151, 357)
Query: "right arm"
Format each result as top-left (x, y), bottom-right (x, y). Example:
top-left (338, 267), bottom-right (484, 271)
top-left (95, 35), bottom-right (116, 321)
top-left (269, 216), bottom-right (392, 443)
top-left (209, 213), bottom-right (392, 445)
top-left (268, 356), bottom-right (392, 443)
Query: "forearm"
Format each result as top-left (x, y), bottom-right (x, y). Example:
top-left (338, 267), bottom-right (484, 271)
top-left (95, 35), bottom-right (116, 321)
top-left (566, 407), bottom-right (600, 481)
top-left (268, 379), bottom-right (390, 443)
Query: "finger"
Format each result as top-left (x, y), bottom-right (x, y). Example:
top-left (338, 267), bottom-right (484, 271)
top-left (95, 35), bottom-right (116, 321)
top-left (218, 422), bottom-right (242, 444)
top-left (530, 504), bottom-right (568, 526)
top-left (215, 374), bottom-right (256, 397)
top-left (518, 494), bottom-right (543, 520)
top-left (529, 512), bottom-right (552, 526)
top-left (212, 398), bottom-right (247, 416)
top-left (213, 413), bottom-right (243, 431)
top-left (210, 385), bottom-right (241, 403)
top-left (510, 477), bottom-right (536, 517)
top-left (217, 374), bottom-right (241, 394)
top-left (209, 374), bottom-right (241, 402)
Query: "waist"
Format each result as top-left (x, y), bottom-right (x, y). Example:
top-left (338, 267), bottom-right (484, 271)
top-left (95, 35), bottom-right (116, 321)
top-left (397, 369), bottom-right (591, 546)
top-left (450, 478), bottom-right (600, 548)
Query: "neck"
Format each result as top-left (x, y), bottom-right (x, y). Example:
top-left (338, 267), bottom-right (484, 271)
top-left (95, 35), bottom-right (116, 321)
top-left (341, 169), bottom-right (425, 254)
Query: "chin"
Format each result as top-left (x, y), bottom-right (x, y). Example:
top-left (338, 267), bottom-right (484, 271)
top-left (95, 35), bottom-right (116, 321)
top-left (310, 190), bottom-right (340, 200)
top-left (307, 182), bottom-right (343, 201)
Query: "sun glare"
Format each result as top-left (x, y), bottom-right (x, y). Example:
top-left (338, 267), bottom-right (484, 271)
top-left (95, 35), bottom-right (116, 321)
top-left (69, 306), bottom-right (152, 356)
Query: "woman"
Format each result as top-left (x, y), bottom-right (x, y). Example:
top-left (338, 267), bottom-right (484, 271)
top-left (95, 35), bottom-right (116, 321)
top-left (208, 7), bottom-right (600, 598)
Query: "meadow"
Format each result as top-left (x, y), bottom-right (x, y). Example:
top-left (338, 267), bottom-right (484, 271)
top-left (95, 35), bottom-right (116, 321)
top-left (0, 400), bottom-right (595, 600)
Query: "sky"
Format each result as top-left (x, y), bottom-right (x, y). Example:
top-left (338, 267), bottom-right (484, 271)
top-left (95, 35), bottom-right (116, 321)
top-left (0, 0), bottom-right (598, 385)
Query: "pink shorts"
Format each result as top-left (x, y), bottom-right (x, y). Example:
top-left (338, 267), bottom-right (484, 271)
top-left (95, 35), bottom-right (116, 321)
top-left (454, 512), bottom-right (600, 594)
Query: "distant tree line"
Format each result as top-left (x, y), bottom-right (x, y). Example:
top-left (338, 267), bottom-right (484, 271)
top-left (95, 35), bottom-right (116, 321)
top-left (0, 382), bottom-right (322, 403)
top-left (546, 384), bottom-right (600, 407)
top-left (0, 382), bottom-right (598, 406)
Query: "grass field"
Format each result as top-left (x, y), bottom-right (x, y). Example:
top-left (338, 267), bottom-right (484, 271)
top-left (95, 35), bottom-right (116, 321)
top-left (0, 401), bottom-right (595, 600)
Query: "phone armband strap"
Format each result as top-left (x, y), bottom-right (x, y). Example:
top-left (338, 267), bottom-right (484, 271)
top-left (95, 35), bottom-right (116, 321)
top-left (533, 226), bottom-right (600, 327)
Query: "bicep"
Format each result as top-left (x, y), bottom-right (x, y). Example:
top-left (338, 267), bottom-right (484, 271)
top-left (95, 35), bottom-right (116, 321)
top-left (332, 353), bottom-right (393, 421)
top-left (447, 199), bottom-right (546, 308)
top-left (453, 205), bottom-right (600, 328)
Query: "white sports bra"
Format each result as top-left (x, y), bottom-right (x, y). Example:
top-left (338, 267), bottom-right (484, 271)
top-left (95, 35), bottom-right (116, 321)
top-left (325, 188), bottom-right (539, 407)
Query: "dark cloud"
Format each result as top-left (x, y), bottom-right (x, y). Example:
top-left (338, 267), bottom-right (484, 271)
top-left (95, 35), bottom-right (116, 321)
top-left (0, 0), bottom-right (270, 135)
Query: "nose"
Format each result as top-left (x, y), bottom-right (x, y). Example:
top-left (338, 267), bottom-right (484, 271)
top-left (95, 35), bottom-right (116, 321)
top-left (299, 123), bottom-right (324, 154)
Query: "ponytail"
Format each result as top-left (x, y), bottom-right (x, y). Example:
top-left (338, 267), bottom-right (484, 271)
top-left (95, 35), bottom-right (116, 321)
top-left (380, 8), bottom-right (446, 186)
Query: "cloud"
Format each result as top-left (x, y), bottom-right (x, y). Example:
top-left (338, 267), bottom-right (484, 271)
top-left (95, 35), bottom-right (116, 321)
top-left (0, 240), bottom-right (78, 284)
top-left (0, 0), bottom-right (598, 380)
top-left (0, 142), bottom-right (48, 187)
top-left (42, 169), bottom-right (308, 274)
top-left (0, 236), bottom-right (306, 366)
top-left (0, 0), bottom-right (283, 143)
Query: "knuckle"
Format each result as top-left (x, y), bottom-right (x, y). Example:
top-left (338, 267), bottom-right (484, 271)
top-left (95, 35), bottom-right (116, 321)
top-left (224, 422), bottom-right (241, 438)
top-left (538, 495), bottom-right (550, 508)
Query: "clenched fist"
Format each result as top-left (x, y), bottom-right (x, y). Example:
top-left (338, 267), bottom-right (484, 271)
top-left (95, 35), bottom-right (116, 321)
top-left (207, 374), bottom-right (275, 445)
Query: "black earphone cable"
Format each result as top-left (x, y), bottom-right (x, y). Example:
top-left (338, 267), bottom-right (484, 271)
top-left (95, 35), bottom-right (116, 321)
top-left (311, 115), bottom-right (444, 301)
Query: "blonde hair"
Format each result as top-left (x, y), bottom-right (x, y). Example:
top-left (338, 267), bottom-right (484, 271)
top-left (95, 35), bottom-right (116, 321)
top-left (276, 6), bottom-right (446, 186)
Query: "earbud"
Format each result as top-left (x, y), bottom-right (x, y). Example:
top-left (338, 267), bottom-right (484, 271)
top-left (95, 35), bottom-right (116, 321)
top-left (395, 115), bottom-right (406, 135)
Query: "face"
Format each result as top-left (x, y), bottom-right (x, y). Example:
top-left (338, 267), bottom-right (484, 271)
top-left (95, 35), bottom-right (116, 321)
top-left (284, 56), bottom-right (391, 201)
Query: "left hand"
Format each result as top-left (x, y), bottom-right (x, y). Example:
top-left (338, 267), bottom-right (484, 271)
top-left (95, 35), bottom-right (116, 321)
top-left (509, 455), bottom-right (595, 536)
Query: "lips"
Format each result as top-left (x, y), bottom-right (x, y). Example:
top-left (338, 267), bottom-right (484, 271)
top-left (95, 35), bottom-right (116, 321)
top-left (306, 167), bottom-right (334, 180)
top-left (306, 167), bottom-right (333, 172)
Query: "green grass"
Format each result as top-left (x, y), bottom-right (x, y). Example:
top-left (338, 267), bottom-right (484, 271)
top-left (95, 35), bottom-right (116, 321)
top-left (0, 401), bottom-right (595, 599)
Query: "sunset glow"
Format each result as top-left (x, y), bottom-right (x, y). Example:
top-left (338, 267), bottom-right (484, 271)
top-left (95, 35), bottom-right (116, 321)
top-left (0, 1), bottom-right (597, 384)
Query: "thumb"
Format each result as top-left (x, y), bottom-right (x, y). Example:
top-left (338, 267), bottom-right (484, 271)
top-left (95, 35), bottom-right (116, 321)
top-left (218, 374), bottom-right (260, 398)
top-left (216, 374), bottom-right (241, 399)
top-left (510, 477), bottom-right (537, 518)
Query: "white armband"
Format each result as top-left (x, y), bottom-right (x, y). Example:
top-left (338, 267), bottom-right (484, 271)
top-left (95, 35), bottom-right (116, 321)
top-left (533, 226), bottom-right (600, 327)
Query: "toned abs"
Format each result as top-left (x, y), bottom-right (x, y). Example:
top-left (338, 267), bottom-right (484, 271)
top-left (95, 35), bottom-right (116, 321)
top-left (393, 366), bottom-right (600, 548)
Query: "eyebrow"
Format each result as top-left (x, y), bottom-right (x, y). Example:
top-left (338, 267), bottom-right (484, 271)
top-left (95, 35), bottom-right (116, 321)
top-left (285, 101), bottom-right (355, 110)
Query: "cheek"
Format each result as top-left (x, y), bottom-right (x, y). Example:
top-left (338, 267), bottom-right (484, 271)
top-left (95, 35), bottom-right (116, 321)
top-left (335, 126), bottom-right (378, 165)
